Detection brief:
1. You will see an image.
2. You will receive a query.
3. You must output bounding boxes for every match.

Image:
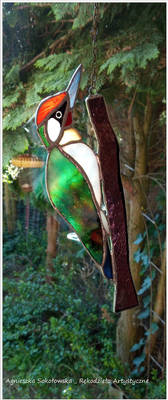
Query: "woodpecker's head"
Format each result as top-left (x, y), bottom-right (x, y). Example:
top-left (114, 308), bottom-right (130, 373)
top-left (35, 64), bottom-right (82, 150)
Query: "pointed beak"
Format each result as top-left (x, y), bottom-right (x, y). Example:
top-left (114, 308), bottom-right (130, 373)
top-left (67, 64), bottom-right (82, 109)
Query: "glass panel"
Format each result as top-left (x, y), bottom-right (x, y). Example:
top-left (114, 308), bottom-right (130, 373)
top-left (36, 92), bottom-right (67, 126)
top-left (67, 66), bottom-right (81, 109)
top-left (62, 143), bottom-right (101, 206)
top-left (31, 148), bottom-right (49, 202)
top-left (65, 111), bottom-right (72, 127)
top-left (67, 232), bottom-right (80, 242)
top-left (100, 210), bottom-right (110, 233)
top-left (59, 128), bottom-right (81, 146)
top-left (24, 115), bottom-right (42, 146)
top-left (38, 126), bottom-right (50, 148)
top-left (47, 147), bottom-right (103, 265)
top-left (103, 244), bottom-right (113, 279)
top-left (47, 118), bottom-right (61, 142)
top-left (86, 95), bottom-right (138, 310)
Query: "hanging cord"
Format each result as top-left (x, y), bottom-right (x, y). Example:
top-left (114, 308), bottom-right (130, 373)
top-left (89, 3), bottom-right (99, 95)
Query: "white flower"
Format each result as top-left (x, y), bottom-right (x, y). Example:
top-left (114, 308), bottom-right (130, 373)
top-left (3, 161), bottom-right (23, 184)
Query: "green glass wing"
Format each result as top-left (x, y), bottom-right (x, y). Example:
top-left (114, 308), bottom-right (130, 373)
top-left (47, 147), bottom-right (104, 266)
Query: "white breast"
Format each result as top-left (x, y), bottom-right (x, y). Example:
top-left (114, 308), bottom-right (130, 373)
top-left (62, 142), bottom-right (102, 206)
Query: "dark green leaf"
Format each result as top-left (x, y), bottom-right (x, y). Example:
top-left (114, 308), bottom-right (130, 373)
top-left (130, 338), bottom-right (145, 352)
top-left (133, 353), bottom-right (145, 367)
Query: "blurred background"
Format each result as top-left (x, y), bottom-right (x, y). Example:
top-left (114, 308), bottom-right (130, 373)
top-left (3, 3), bottom-right (166, 399)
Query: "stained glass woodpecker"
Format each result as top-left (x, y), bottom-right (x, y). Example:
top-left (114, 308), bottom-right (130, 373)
top-left (35, 65), bottom-right (113, 279)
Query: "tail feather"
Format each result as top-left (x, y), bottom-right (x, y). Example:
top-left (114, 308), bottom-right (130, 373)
top-left (103, 242), bottom-right (113, 279)
top-left (90, 228), bottom-right (113, 278)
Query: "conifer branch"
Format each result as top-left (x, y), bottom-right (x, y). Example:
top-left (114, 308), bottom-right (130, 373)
top-left (20, 31), bottom-right (73, 73)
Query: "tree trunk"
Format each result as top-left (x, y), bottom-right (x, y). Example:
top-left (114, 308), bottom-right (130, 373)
top-left (145, 245), bottom-right (166, 357)
top-left (46, 213), bottom-right (59, 282)
top-left (116, 96), bottom-right (152, 363)
top-left (116, 180), bottom-right (146, 362)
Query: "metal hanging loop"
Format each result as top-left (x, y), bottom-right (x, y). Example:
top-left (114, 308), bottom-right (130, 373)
top-left (89, 3), bottom-right (99, 96)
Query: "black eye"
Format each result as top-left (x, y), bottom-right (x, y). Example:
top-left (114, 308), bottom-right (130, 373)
top-left (56, 110), bottom-right (62, 119)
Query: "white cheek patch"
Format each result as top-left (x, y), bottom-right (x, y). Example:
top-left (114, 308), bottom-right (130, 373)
top-left (47, 118), bottom-right (61, 142)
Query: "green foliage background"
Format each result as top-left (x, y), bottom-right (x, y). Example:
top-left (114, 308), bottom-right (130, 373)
top-left (3, 2), bottom-right (166, 399)
top-left (3, 223), bottom-right (165, 399)
top-left (3, 2), bottom-right (165, 166)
